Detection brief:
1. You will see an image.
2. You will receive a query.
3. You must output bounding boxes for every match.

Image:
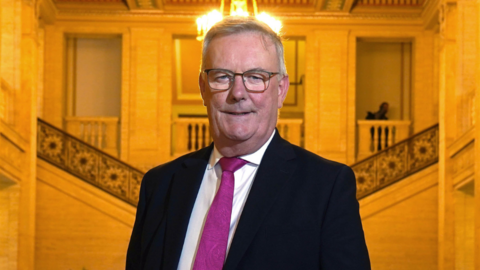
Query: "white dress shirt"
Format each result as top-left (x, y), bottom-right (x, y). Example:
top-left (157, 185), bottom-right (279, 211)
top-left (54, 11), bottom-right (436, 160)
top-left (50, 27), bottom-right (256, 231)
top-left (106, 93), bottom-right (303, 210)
top-left (177, 130), bottom-right (276, 270)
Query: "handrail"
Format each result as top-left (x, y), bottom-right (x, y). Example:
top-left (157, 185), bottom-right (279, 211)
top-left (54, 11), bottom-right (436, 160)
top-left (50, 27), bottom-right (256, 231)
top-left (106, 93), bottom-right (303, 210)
top-left (356, 120), bottom-right (411, 160)
top-left (36, 117), bottom-right (439, 205)
top-left (352, 123), bottom-right (439, 199)
top-left (37, 118), bottom-right (144, 206)
top-left (64, 116), bottom-right (120, 157)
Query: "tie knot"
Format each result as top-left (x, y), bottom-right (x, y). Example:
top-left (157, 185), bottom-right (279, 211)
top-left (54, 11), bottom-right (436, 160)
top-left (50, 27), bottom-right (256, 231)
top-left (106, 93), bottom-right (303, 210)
top-left (219, 157), bottom-right (248, 173)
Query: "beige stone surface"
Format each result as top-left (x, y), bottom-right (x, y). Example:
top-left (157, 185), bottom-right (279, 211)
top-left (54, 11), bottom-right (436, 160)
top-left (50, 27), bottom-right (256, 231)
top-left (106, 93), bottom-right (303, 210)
top-left (435, 0), bottom-right (480, 268)
top-left (412, 31), bottom-right (438, 133)
top-left (454, 181), bottom-right (474, 270)
top-left (36, 159), bottom-right (135, 270)
top-left (4, 0), bottom-right (480, 268)
top-left (360, 165), bottom-right (439, 270)
top-left (0, 2), bottom-right (44, 270)
top-left (0, 180), bottom-right (19, 270)
top-left (42, 25), bottom-right (64, 128)
top-left (476, 2), bottom-right (480, 267)
top-left (127, 28), bottom-right (172, 170)
top-left (1, 0), bottom-right (21, 91)
top-left (456, 0), bottom-right (477, 136)
top-left (363, 186), bottom-right (438, 269)
top-left (305, 30), bottom-right (349, 163)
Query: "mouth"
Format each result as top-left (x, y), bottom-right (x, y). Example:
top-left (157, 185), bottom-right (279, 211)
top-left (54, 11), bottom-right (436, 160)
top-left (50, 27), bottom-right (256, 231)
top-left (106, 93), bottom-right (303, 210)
top-left (225, 112), bottom-right (251, 115)
top-left (222, 110), bottom-right (253, 116)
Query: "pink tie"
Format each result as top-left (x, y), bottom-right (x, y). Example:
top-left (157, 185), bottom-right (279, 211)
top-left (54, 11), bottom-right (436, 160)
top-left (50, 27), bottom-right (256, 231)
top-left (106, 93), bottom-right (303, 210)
top-left (192, 157), bottom-right (248, 270)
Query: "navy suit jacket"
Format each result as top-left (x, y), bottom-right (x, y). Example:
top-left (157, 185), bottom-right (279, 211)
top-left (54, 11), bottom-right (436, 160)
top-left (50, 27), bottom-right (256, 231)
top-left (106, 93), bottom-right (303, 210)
top-left (126, 132), bottom-right (370, 269)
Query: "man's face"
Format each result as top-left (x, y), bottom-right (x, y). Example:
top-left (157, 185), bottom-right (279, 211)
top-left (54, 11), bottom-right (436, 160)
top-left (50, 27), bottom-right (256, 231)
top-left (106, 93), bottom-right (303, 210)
top-left (382, 103), bottom-right (389, 112)
top-left (199, 32), bottom-right (289, 155)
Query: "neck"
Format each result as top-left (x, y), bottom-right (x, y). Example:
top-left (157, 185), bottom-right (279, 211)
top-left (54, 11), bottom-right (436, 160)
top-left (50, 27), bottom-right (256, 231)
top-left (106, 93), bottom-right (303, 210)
top-left (215, 131), bottom-right (274, 157)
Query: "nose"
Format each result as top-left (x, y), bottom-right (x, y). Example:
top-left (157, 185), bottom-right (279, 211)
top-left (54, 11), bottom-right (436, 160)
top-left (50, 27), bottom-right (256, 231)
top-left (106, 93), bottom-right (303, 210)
top-left (228, 74), bottom-right (248, 101)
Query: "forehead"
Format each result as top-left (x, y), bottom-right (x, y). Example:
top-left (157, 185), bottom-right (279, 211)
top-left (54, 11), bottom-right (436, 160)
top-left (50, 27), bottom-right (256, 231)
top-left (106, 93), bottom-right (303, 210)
top-left (204, 32), bottom-right (278, 69)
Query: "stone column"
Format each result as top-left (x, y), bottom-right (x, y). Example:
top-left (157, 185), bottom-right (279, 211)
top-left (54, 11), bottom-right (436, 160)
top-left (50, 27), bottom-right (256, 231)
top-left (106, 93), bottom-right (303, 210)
top-left (412, 31), bottom-right (438, 133)
top-left (475, 0), bottom-right (480, 268)
top-left (305, 30), bottom-right (349, 164)
top-left (438, 0), bottom-right (457, 269)
top-left (42, 24), bottom-right (64, 128)
top-left (124, 28), bottom-right (172, 171)
top-left (18, 0), bottom-right (40, 269)
top-left (457, 0), bottom-right (478, 135)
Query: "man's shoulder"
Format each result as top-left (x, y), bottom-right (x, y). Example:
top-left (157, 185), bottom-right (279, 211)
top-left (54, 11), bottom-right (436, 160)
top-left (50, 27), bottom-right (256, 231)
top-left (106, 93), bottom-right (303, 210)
top-left (145, 146), bottom-right (212, 177)
top-left (141, 146), bottom-right (212, 188)
top-left (281, 140), bottom-right (352, 179)
top-left (288, 142), bottom-right (347, 169)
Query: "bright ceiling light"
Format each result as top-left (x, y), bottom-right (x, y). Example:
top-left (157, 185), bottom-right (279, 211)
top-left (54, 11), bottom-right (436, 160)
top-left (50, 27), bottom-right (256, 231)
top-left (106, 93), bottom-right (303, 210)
top-left (196, 0), bottom-right (282, 41)
top-left (196, 10), bottom-right (224, 41)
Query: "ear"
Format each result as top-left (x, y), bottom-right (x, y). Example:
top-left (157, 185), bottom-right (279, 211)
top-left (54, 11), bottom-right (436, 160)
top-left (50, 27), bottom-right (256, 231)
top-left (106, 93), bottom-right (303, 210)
top-left (199, 73), bottom-right (207, 106)
top-left (277, 75), bottom-right (290, 109)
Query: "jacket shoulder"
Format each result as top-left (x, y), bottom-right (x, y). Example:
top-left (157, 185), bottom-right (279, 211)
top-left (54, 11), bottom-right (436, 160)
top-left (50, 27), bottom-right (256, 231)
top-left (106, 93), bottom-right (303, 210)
top-left (140, 146), bottom-right (212, 198)
top-left (280, 142), bottom-right (356, 191)
top-left (289, 143), bottom-right (350, 173)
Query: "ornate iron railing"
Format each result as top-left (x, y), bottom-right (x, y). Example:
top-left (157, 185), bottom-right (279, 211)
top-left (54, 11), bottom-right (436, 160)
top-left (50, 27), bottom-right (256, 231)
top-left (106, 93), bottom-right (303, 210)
top-left (352, 124), bottom-right (439, 199)
top-left (37, 118), bottom-right (143, 206)
top-left (37, 117), bottom-right (438, 205)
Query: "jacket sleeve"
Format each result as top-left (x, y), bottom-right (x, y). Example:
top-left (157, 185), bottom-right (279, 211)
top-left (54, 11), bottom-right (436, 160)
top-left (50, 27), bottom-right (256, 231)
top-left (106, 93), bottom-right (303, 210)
top-left (125, 170), bottom-right (151, 270)
top-left (320, 165), bottom-right (371, 270)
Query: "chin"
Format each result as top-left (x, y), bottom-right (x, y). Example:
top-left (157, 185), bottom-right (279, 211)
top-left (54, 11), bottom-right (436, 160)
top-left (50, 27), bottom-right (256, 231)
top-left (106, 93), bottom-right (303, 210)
top-left (225, 131), bottom-right (253, 142)
top-left (222, 126), bottom-right (256, 142)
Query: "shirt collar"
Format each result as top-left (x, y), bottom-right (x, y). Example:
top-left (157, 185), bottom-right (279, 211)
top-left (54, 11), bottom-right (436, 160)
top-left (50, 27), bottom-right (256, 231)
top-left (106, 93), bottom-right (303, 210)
top-left (207, 129), bottom-right (276, 169)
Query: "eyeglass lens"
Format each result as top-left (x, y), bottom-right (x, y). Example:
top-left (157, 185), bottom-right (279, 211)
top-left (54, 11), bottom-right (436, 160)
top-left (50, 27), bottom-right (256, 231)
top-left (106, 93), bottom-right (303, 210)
top-left (207, 70), bottom-right (270, 91)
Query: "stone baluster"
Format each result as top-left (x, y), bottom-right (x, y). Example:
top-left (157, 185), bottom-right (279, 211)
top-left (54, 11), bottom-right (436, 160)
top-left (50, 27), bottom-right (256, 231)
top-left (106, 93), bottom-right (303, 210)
top-left (357, 120), bottom-right (411, 161)
top-left (64, 116), bottom-right (120, 157)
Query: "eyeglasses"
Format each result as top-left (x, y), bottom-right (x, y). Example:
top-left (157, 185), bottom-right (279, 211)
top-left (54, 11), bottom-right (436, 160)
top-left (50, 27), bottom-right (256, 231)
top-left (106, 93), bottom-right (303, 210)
top-left (203, 69), bottom-right (280, 92)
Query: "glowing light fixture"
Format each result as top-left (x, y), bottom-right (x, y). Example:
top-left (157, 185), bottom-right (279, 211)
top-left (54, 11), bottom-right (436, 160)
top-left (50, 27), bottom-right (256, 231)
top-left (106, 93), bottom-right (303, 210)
top-left (196, 0), bottom-right (282, 41)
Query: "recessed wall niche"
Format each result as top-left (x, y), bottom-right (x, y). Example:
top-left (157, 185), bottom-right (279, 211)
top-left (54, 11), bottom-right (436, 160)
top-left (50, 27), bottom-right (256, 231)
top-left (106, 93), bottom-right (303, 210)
top-left (171, 36), bottom-right (206, 118)
top-left (65, 35), bottom-right (122, 118)
top-left (356, 39), bottom-right (412, 121)
top-left (280, 37), bottom-right (305, 120)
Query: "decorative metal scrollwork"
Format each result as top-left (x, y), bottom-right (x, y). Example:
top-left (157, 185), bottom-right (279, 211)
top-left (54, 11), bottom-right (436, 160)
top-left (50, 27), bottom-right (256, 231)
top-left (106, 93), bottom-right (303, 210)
top-left (352, 124), bottom-right (439, 199)
top-left (37, 119), bottom-right (144, 206)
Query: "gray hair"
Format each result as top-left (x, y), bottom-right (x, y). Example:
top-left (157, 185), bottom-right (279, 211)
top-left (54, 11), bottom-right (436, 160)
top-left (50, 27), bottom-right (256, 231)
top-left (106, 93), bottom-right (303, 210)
top-left (201, 16), bottom-right (287, 77)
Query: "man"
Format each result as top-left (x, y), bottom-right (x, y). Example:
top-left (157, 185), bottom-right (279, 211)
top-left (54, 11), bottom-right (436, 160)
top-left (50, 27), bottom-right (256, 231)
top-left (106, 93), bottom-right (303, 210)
top-left (126, 16), bottom-right (370, 270)
top-left (366, 102), bottom-right (389, 120)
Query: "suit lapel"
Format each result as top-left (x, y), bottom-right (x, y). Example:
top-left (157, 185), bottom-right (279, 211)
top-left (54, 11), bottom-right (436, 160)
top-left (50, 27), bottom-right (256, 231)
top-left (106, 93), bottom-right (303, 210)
top-left (161, 146), bottom-right (212, 270)
top-left (224, 133), bottom-right (297, 270)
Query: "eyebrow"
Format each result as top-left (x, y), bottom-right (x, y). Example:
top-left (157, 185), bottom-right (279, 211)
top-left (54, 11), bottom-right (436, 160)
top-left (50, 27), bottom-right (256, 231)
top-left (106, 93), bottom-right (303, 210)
top-left (209, 67), bottom-right (270, 73)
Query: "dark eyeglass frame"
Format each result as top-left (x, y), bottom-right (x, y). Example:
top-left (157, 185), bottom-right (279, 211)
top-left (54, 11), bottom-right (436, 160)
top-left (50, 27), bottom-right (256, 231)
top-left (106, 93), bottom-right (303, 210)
top-left (203, 68), bottom-right (280, 92)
